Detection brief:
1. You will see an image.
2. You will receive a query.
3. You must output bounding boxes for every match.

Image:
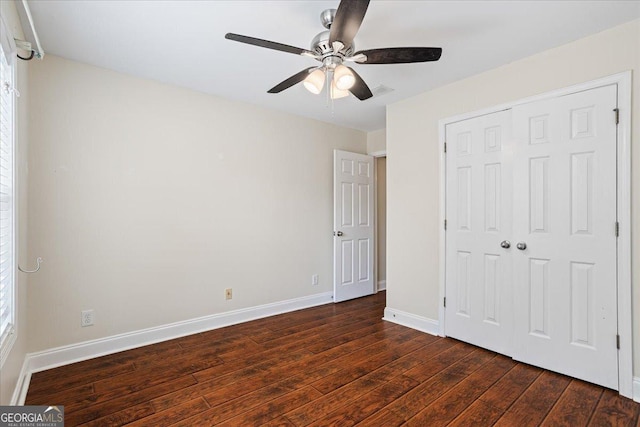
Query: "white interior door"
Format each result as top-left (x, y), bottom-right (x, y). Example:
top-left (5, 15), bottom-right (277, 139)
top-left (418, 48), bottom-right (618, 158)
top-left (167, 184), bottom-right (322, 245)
top-left (334, 150), bottom-right (375, 302)
top-left (511, 85), bottom-right (618, 389)
top-left (444, 84), bottom-right (619, 390)
top-left (445, 110), bottom-right (513, 355)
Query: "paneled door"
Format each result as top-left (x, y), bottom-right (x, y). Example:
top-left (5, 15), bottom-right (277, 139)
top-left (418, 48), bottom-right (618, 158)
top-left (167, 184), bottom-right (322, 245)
top-left (445, 111), bottom-right (514, 355)
top-left (445, 84), bottom-right (619, 389)
top-left (333, 150), bottom-right (375, 302)
top-left (511, 85), bottom-right (618, 389)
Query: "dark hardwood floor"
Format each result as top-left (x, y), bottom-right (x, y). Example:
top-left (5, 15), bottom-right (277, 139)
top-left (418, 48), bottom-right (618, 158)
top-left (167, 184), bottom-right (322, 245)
top-left (26, 291), bottom-right (640, 426)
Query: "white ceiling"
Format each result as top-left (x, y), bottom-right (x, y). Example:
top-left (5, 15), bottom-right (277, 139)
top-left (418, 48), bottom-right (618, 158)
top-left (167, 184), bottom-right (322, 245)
top-left (28, 0), bottom-right (640, 132)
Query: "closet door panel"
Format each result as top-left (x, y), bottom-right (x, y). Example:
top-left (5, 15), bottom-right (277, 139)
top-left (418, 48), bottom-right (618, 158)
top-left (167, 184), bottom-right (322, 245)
top-left (445, 110), bottom-right (513, 355)
top-left (511, 85), bottom-right (618, 390)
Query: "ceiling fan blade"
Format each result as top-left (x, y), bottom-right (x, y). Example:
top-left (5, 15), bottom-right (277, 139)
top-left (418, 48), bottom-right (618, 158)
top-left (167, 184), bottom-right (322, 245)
top-left (268, 67), bottom-right (316, 93)
top-left (347, 67), bottom-right (373, 101)
top-left (225, 33), bottom-right (314, 56)
top-left (354, 47), bottom-right (442, 64)
top-left (329, 0), bottom-right (370, 49)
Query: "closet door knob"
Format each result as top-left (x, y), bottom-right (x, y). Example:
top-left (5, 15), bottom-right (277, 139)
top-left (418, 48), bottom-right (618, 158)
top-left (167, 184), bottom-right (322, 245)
top-left (500, 240), bottom-right (511, 249)
top-left (516, 242), bottom-right (527, 250)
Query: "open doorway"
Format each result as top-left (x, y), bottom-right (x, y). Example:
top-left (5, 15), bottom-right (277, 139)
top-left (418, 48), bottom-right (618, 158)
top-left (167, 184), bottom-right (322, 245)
top-left (376, 156), bottom-right (386, 292)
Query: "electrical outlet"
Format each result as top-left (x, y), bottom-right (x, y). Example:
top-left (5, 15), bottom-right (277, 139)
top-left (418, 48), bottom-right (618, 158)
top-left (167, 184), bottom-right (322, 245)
top-left (311, 274), bottom-right (319, 286)
top-left (81, 309), bottom-right (94, 327)
top-left (225, 288), bottom-right (233, 300)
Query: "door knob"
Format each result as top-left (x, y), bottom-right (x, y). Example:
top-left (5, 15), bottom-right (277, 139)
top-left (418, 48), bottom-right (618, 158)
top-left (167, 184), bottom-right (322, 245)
top-left (516, 242), bottom-right (527, 250)
top-left (500, 240), bottom-right (511, 249)
top-left (334, 231), bottom-right (343, 237)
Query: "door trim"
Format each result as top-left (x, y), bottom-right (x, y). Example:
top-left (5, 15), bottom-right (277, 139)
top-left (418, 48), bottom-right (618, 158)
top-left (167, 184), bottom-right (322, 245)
top-left (438, 71), bottom-right (632, 397)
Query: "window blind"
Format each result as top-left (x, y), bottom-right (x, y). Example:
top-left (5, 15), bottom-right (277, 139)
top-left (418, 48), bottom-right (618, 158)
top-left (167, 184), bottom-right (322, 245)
top-left (0, 15), bottom-right (16, 66)
top-left (0, 44), bottom-right (15, 356)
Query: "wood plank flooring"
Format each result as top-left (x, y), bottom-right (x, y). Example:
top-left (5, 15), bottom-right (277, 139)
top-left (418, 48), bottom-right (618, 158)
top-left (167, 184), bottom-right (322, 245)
top-left (26, 292), bottom-right (640, 426)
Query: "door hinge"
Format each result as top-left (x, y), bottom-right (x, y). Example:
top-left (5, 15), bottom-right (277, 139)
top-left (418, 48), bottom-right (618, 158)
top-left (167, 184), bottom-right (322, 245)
top-left (616, 334), bottom-right (620, 349)
top-left (444, 297), bottom-right (446, 308)
top-left (443, 142), bottom-right (447, 153)
top-left (444, 219), bottom-right (447, 230)
top-left (614, 108), bottom-right (619, 125)
top-left (615, 221), bottom-right (620, 237)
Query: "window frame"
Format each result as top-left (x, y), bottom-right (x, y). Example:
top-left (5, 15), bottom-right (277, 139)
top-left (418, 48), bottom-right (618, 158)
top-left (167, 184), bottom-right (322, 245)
top-left (0, 37), bottom-right (17, 368)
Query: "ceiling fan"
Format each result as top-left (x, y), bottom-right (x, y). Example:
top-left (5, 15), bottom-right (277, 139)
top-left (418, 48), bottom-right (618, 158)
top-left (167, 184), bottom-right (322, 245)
top-left (225, 0), bottom-right (442, 101)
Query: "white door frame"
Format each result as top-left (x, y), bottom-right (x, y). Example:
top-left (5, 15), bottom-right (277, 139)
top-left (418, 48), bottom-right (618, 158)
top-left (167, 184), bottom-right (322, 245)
top-left (438, 71), bottom-right (632, 398)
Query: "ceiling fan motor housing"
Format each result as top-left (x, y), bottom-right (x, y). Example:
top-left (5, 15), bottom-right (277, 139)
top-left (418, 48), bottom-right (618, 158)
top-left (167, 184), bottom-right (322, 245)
top-left (311, 31), bottom-right (353, 57)
top-left (311, 9), bottom-right (355, 68)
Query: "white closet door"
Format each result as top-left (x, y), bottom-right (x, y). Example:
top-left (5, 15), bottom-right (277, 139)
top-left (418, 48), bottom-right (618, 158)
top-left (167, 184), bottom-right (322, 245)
top-left (511, 85), bottom-right (618, 389)
top-left (445, 110), bottom-right (513, 355)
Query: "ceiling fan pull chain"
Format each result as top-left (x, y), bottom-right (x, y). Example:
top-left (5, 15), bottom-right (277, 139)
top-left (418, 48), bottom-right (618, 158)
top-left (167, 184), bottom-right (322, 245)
top-left (326, 69), bottom-right (331, 108)
top-left (330, 85), bottom-right (335, 115)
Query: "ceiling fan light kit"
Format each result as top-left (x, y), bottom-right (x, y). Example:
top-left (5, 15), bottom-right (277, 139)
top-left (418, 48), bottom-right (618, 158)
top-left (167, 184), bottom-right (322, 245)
top-left (330, 81), bottom-right (350, 99)
top-left (333, 65), bottom-right (355, 90)
top-left (303, 69), bottom-right (325, 94)
top-left (225, 0), bottom-right (442, 102)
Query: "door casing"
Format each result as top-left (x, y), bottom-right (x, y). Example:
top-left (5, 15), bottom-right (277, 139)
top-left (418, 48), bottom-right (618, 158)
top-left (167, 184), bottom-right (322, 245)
top-left (438, 72), bottom-right (632, 398)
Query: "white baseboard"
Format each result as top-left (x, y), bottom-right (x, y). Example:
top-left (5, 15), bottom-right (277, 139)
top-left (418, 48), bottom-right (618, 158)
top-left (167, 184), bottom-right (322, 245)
top-left (633, 377), bottom-right (640, 403)
top-left (11, 291), bottom-right (333, 405)
top-left (383, 307), bottom-right (440, 337)
top-left (377, 280), bottom-right (386, 291)
top-left (10, 357), bottom-right (31, 405)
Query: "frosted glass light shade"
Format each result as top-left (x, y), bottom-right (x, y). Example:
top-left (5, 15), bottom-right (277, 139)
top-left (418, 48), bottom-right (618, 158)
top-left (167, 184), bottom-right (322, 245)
top-left (331, 81), bottom-right (349, 99)
top-left (303, 69), bottom-right (325, 94)
top-left (334, 65), bottom-right (355, 90)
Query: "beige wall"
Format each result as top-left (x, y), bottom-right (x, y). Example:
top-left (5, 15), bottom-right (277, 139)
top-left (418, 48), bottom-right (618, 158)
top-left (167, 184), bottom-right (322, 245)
top-left (376, 157), bottom-right (386, 284)
top-left (26, 55), bottom-right (366, 352)
top-left (367, 129), bottom-right (386, 154)
top-left (386, 19), bottom-right (640, 372)
top-left (0, 1), bottom-right (29, 405)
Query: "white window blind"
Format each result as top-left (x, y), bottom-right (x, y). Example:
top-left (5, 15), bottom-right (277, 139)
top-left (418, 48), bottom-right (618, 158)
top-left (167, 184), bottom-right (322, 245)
top-left (0, 43), bottom-right (15, 361)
